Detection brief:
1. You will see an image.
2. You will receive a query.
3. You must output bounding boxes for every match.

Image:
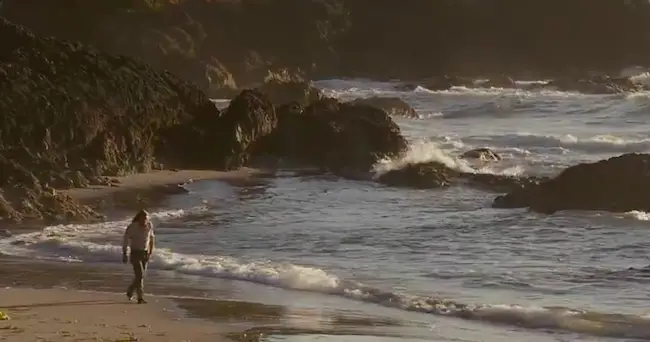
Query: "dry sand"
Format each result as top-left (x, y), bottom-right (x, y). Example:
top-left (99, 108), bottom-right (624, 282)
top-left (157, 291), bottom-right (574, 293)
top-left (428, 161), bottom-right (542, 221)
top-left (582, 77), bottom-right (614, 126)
top-left (0, 287), bottom-right (227, 342)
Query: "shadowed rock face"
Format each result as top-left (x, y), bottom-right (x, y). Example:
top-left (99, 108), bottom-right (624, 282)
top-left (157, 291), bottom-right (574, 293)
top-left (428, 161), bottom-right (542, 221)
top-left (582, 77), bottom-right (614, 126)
top-left (492, 153), bottom-right (650, 214)
top-left (260, 97), bottom-right (409, 173)
top-left (0, 18), bottom-right (236, 222)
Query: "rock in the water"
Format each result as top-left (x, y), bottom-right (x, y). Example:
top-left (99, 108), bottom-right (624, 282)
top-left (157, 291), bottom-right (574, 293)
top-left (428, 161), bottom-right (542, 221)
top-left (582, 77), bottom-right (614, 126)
top-left (376, 161), bottom-right (544, 193)
top-left (348, 97), bottom-right (418, 118)
top-left (0, 229), bottom-right (11, 238)
top-left (546, 75), bottom-right (646, 94)
top-left (214, 89), bottom-right (278, 170)
top-left (377, 162), bottom-right (455, 188)
top-left (492, 153), bottom-right (650, 214)
top-left (256, 80), bottom-right (322, 106)
top-left (461, 148), bottom-right (502, 162)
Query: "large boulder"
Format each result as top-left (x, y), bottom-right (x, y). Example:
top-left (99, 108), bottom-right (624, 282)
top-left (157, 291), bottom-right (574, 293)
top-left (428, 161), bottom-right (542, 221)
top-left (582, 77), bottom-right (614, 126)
top-left (492, 153), bottom-right (650, 214)
top-left (264, 97), bottom-right (408, 172)
top-left (213, 89), bottom-right (278, 170)
top-left (348, 97), bottom-right (418, 118)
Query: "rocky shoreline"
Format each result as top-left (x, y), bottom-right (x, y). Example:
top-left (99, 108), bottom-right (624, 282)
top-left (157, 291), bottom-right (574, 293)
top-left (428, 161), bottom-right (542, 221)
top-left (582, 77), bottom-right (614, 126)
top-left (1, 15), bottom-right (649, 225)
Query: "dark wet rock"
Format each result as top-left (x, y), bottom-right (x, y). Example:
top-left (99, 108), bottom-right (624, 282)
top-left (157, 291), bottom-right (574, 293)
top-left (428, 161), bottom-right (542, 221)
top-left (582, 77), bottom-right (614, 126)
top-left (377, 162), bottom-right (454, 189)
top-left (0, 229), bottom-right (11, 238)
top-left (376, 161), bottom-right (545, 193)
top-left (255, 80), bottom-right (322, 106)
top-left (213, 89), bottom-right (278, 170)
top-left (261, 97), bottom-right (408, 173)
top-left (348, 97), bottom-right (418, 119)
top-left (461, 148), bottom-right (502, 162)
top-left (492, 153), bottom-right (650, 214)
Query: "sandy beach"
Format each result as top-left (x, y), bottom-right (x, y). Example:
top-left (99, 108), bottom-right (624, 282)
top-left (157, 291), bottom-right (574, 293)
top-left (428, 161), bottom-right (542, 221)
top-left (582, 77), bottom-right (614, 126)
top-left (0, 288), bottom-right (226, 342)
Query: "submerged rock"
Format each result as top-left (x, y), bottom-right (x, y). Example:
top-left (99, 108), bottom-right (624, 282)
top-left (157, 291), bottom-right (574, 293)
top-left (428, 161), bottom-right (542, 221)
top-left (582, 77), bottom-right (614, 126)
top-left (376, 161), bottom-right (545, 193)
top-left (492, 153), bottom-right (650, 214)
top-left (348, 97), bottom-right (418, 118)
top-left (461, 148), bottom-right (502, 162)
top-left (545, 75), bottom-right (647, 94)
top-left (377, 162), bottom-right (455, 188)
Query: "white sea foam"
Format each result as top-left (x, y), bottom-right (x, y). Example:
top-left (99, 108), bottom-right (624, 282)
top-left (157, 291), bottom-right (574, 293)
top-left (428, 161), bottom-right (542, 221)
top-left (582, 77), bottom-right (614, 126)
top-left (465, 133), bottom-right (650, 155)
top-left (622, 210), bottom-right (650, 221)
top-left (372, 139), bottom-right (524, 177)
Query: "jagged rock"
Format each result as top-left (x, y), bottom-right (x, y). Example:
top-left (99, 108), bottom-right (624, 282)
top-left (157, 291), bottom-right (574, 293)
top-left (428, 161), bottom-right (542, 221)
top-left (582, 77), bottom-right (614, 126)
top-left (214, 89), bottom-right (278, 170)
top-left (493, 153), bottom-right (650, 214)
top-left (461, 148), bottom-right (502, 162)
top-left (256, 80), bottom-right (322, 106)
top-left (348, 97), bottom-right (418, 118)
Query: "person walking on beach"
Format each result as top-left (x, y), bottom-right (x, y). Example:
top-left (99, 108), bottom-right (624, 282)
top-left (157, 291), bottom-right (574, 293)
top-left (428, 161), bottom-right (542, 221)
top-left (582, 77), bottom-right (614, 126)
top-left (122, 209), bottom-right (155, 304)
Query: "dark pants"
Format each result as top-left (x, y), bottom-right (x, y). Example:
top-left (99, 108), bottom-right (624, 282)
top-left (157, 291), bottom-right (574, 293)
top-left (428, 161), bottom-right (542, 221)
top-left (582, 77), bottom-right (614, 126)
top-left (127, 250), bottom-right (148, 300)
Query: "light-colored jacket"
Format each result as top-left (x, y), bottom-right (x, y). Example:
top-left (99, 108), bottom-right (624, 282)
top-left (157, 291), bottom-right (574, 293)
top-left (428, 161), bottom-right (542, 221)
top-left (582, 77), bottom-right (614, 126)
top-left (122, 221), bottom-right (155, 253)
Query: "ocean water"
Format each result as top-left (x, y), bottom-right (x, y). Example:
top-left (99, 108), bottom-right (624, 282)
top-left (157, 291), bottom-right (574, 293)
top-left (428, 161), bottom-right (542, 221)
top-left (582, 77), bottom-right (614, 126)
top-left (4, 77), bottom-right (650, 341)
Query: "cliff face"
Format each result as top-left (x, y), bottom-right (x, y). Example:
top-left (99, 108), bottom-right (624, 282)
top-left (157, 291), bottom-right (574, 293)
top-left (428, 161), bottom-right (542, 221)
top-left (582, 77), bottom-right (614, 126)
top-left (3, 0), bottom-right (649, 93)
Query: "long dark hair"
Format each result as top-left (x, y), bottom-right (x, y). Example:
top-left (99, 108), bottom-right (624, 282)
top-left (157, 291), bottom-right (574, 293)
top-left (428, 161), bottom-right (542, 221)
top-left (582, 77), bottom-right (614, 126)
top-left (132, 209), bottom-right (149, 224)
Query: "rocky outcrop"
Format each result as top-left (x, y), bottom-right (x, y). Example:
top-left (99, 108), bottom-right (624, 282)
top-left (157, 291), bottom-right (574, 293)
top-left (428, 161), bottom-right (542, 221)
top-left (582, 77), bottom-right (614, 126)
top-left (0, 18), bottom-right (236, 222)
top-left (492, 153), bottom-right (650, 214)
top-left (348, 97), bottom-right (418, 118)
top-left (376, 161), bottom-right (545, 193)
top-left (262, 97), bottom-right (408, 173)
top-left (461, 148), bottom-right (502, 162)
